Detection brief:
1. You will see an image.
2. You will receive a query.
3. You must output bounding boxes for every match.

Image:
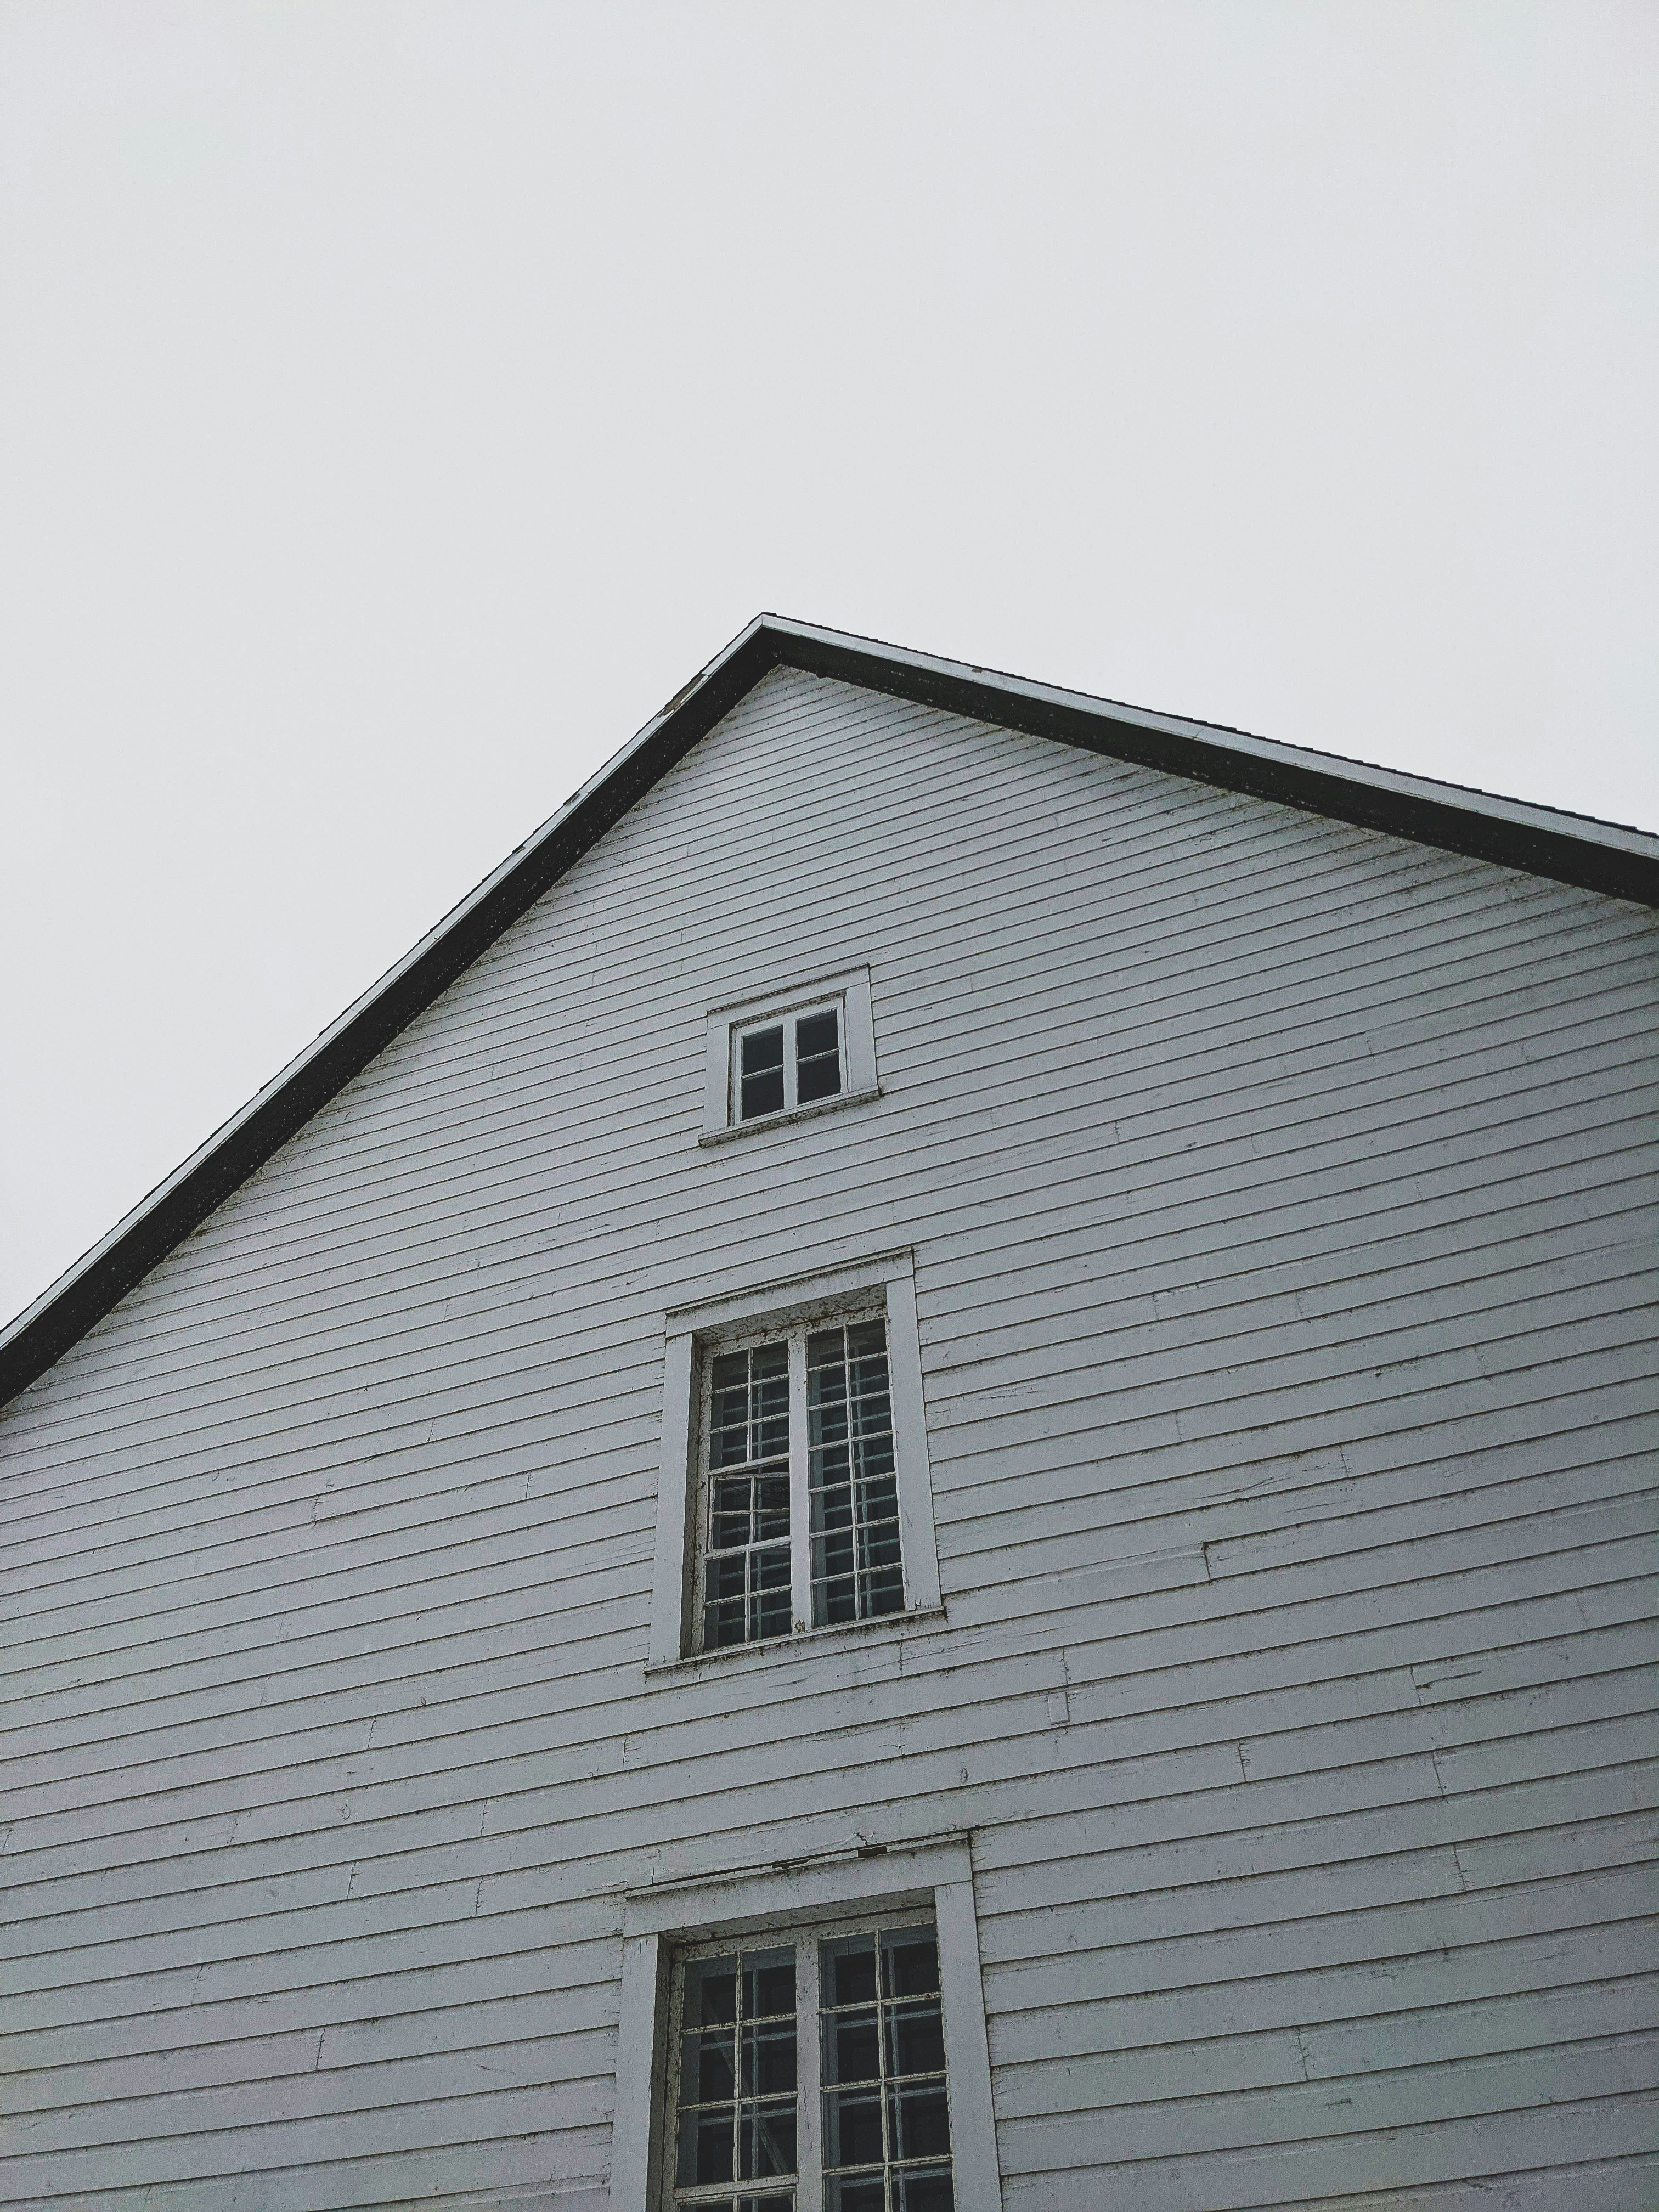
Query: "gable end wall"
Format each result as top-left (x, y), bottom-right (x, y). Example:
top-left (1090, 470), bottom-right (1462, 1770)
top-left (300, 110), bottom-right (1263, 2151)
top-left (2, 666), bottom-right (1656, 2210)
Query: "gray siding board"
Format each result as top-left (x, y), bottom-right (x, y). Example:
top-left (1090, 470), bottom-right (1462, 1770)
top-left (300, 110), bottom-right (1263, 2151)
top-left (979, 1808), bottom-right (1658, 1945)
top-left (1297, 1971), bottom-right (1659, 2075)
top-left (0, 854), bottom-right (1637, 1371)
top-left (3, 1522), bottom-right (1637, 1796)
top-left (3, 667), bottom-right (1655, 2206)
top-left (1002, 2136), bottom-right (1659, 2212)
top-left (987, 1923), bottom-right (1657, 2063)
top-left (14, 1596), bottom-right (1647, 1824)
top-left (7, 1584), bottom-right (1650, 1843)
top-left (997, 2030), bottom-right (1659, 2140)
top-left (26, 1628), bottom-right (1637, 1867)
top-left (17, 1415), bottom-right (1652, 1684)
top-left (6, 1070), bottom-right (1654, 1486)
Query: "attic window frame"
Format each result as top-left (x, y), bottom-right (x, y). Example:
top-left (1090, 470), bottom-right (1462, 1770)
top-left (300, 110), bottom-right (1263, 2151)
top-left (699, 968), bottom-right (879, 1145)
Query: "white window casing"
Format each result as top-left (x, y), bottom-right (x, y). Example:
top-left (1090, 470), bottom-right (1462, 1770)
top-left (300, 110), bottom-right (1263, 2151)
top-left (647, 1250), bottom-right (943, 1673)
top-left (699, 967), bottom-right (879, 1143)
top-left (610, 1835), bottom-right (1002, 2212)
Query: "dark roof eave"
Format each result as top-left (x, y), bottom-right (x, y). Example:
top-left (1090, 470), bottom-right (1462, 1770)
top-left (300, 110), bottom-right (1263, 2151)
top-left (785, 624), bottom-right (1659, 905)
top-left (2, 614), bottom-right (1654, 1409)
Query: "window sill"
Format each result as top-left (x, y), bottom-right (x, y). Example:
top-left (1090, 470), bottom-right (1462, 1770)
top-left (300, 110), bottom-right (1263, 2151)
top-left (698, 1084), bottom-right (882, 1147)
top-left (644, 1602), bottom-right (946, 1684)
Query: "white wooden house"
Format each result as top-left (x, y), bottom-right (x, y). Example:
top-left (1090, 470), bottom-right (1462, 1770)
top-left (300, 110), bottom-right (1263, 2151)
top-left (2, 616), bottom-right (1656, 2212)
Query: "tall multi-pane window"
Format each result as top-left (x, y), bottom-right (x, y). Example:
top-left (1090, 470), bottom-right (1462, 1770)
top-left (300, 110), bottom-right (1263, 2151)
top-left (698, 1316), bottom-right (905, 1652)
top-left (668, 1921), bottom-right (955, 2211)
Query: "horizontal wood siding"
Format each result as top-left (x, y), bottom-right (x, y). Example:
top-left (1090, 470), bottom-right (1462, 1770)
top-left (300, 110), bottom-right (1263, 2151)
top-left (2, 668), bottom-right (1655, 2209)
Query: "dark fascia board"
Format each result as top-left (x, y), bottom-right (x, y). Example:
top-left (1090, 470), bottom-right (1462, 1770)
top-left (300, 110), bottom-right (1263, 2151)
top-left (777, 618), bottom-right (1659, 907)
top-left (0, 618), bottom-right (777, 1412)
top-left (3, 613), bottom-right (1655, 1409)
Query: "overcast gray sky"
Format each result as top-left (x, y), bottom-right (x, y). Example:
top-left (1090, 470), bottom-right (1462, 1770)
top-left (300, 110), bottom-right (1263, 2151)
top-left (2, 0), bottom-right (1655, 1331)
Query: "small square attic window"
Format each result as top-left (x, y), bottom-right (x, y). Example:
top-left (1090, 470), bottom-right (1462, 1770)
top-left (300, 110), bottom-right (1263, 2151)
top-left (702, 968), bottom-right (879, 1144)
top-left (735, 1002), bottom-right (843, 1122)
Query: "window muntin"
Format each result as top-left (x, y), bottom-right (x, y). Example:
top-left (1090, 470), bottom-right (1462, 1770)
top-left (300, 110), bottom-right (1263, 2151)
top-left (673, 1945), bottom-right (799, 2207)
top-left (808, 1323), bottom-right (902, 1629)
top-left (702, 1345), bottom-right (793, 1650)
top-left (667, 1920), bottom-right (954, 2212)
top-left (732, 1002), bottom-right (844, 1124)
top-left (697, 1315), bottom-right (905, 1652)
top-left (820, 1928), bottom-right (953, 2211)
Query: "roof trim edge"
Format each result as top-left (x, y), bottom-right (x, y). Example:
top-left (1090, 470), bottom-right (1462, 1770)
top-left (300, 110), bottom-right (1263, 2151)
top-left (3, 614), bottom-right (1654, 1408)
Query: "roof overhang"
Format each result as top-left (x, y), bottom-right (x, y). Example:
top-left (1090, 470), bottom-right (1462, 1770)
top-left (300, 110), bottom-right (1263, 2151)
top-left (3, 613), bottom-right (1655, 1409)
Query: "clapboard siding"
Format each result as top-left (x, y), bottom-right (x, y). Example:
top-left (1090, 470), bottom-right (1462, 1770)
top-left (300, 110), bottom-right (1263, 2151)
top-left (3, 665), bottom-right (1655, 2208)
top-left (9, 1004), bottom-right (1654, 1433)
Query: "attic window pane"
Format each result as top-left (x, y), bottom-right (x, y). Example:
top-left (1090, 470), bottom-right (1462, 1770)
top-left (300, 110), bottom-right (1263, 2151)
top-left (741, 1026), bottom-right (786, 1121)
top-left (795, 1008), bottom-right (842, 1105)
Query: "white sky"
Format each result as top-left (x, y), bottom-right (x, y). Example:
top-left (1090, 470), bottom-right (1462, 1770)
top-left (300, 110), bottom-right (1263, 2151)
top-left (2, 1), bottom-right (1656, 1332)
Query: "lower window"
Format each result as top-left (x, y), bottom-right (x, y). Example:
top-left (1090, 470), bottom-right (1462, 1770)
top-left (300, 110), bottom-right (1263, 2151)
top-left (669, 1917), bottom-right (955, 2211)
